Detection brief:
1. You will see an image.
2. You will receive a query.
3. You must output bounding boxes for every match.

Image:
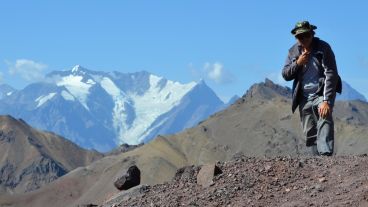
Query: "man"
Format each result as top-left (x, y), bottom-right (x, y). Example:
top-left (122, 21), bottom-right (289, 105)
top-left (282, 21), bottom-right (342, 156)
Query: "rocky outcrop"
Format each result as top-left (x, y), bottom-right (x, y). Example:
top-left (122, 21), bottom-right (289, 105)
top-left (0, 161), bottom-right (16, 189)
top-left (196, 163), bottom-right (222, 187)
top-left (114, 165), bottom-right (141, 190)
top-left (105, 143), bottom-right (144, 156)
top-left (0, 130), bottom-right (15, 143)
top-left (244, 78), bottom-right (291, 100)
top-left (173, 165), bottom-right (200, 183)
top-left (0, 157), bottom-right (67, 193)
top-left (20, 157), bottom-right (68, 192)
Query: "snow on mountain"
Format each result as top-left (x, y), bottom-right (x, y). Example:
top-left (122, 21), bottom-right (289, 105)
top-left (0, 84), bottom-right (16, 99)
top-left (139, 79), bottom-right (224, 143)
top-left (35, 92), bottom-right (57, 107)
top-left (61, 90), bottom-right (75, 101)
top-left (124, 75), bottom-right (197, 144)
top-left (55, 66), bottom-right (96, 110)
top-left (0, 65), bottom-right (224, 151)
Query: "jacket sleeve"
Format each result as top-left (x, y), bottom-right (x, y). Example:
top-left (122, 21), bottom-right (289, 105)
top-left (322, 43), bottom-right (338, 102)
top-left (282, 49), bottom-right (300, 81)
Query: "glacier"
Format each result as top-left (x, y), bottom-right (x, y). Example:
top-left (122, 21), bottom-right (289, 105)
top-left (0, 65), bottom-right (224, 151)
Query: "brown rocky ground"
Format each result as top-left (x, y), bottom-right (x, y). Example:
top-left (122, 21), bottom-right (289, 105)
top-left (104, 155), bottom-right (368, 207)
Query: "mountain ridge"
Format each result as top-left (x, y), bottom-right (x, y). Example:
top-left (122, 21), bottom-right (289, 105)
top-left (0, 65), bottom-right (224, 152)
top-left (0, 115), bottom-right (103, 195)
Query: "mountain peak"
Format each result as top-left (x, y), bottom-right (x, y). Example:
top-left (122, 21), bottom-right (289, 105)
top-left (244, 78), bottom-right (291, 100)
top-left (337, 81), bottom-right (367, 102)
top-left (70, 64), bottom-right (91, 75)
top-left (71, 64), bottom-right (82, 72)
top-left (47, 65), bottom-right (95, 78)
top-left (0, 115), bottom-right (21, 126)
top-left (197, 79), bottom-right (208, 86)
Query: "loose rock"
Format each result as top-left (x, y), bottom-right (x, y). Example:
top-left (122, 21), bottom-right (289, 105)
top-left (114, 165), bottom-right (141, 190)
top-left (197, 163), bottom-right (222, 188)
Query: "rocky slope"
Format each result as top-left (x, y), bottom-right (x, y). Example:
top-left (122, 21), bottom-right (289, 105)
top-left (1, 79), bottom-right (368, 207)
top-left (0, 115), bottom-right (103, 195)
top-left (106, 155), bottom-right (368, 207)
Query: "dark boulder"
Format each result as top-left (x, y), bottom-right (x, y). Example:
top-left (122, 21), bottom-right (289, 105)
top-left (114, 165), bottom-right (141, 190)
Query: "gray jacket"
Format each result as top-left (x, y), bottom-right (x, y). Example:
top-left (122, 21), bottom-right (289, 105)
top-left (282, 37), bottom-right (342, 113)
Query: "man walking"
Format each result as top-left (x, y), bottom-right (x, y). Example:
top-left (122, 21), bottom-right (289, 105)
top-left (282, 21), bottom-right (342, 156)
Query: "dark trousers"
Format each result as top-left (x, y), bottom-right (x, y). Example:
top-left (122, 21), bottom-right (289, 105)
top-left (299, 95), bottom-right (334, 155)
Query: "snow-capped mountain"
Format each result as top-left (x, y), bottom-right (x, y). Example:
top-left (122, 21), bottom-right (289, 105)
top-left (337, 81), bottom-right (367, 102)
top-left (0, 65), bottom-right (224, 152)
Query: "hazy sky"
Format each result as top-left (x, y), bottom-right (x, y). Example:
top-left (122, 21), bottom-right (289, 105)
top-left (1, 1), bottom-right (367, 101)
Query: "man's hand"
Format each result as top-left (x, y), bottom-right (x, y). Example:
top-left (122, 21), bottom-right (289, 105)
top-left (319, 101), bottom-right (331, 119)
top-left (296, 50), bottom-right (310, 66)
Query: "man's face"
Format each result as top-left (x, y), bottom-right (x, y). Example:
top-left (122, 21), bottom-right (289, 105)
top-left (296, 32), bottom-right (313, 48)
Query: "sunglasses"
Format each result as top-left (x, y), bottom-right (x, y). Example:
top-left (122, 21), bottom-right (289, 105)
top-left (296, 32), bottom-right (312, 40)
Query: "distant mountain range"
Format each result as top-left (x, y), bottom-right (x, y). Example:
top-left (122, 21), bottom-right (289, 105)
top-left (0, 66), bottom-right (366, 152)
top-left (0, 65), bottom-right (225, 152)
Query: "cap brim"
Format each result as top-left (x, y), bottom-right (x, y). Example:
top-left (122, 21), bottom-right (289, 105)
top-left (291, 24), bottom-right (317, 35)
top-left (294, 28), bottom-right (312, 36)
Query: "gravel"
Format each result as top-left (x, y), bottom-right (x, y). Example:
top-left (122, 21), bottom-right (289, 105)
top-left (103, 155), bottom-right (368, 207)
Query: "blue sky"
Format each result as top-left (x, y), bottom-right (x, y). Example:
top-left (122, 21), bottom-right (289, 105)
top-left (1, 1), bottom-right (368, 101)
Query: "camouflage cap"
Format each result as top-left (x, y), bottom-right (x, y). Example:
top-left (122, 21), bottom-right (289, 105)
top-left (291, 21), bottom-right (317, 36)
